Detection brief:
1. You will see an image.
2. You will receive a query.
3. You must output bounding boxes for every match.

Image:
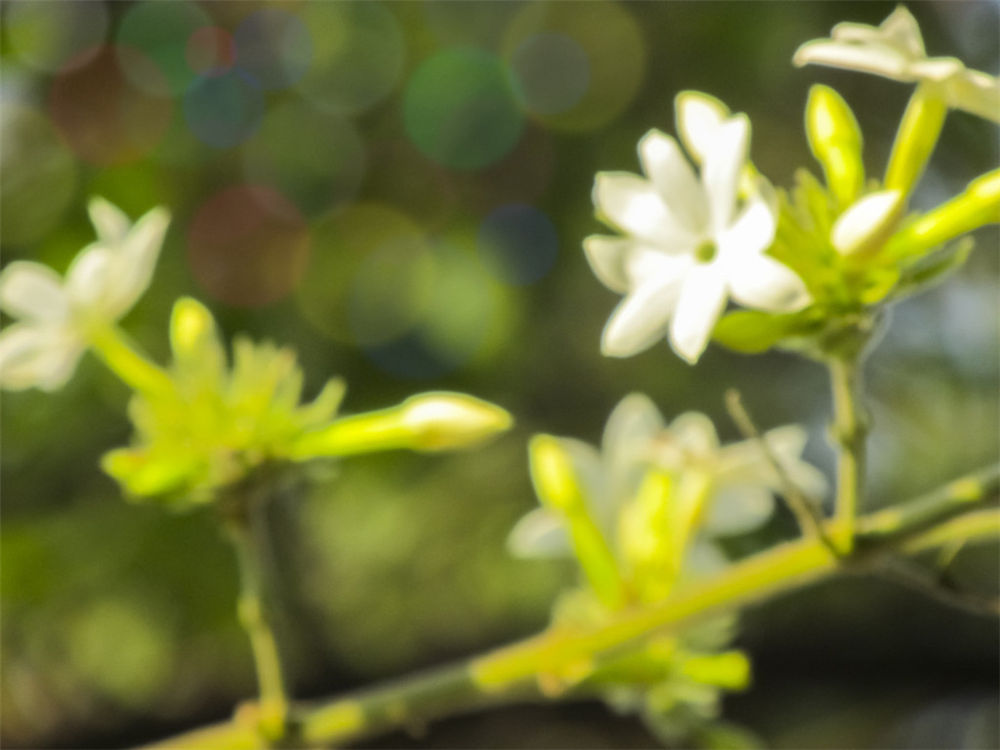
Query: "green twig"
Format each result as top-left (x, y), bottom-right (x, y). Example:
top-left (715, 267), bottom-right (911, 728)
top-left (146, 465), bottom-right (999, 750)
top-left (828, 353), bottom-right (868, 553)
top-left (723, 389), bottom-right (833, 551)
top-left (222, 498), bottom-right (292, 744)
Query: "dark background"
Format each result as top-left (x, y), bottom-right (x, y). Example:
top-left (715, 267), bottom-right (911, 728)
top-left (2, 2), bottom-right (998, 747)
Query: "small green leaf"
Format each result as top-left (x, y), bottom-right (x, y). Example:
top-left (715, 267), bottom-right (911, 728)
top-left (712, 310), bottom-right (804, 353)
top-left (892, 237), bottom-right (974, 300)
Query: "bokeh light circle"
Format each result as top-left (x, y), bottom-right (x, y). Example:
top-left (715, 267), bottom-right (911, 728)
top-left (48, 46), bottom-right (173, 166)
top-left (404, 48), bottom-right (524, 171)
top-left (364, 242), bottom-right (513, 380)
top-left (186, 27), bottom-right (236, 77)
top-left (233, 8), bottom-right (311, 91)
top-left (242, 99), bottom-right (365, 216)
top-left (502, 1), bottom-right (645, 131)
top-left (447, 124), bottom-right (556, 211)
top-left (295, 204), bottom-right (426, 345)
top-left (0, 106), bottom-right (78, 246)
top-left (348, 235), bottom-right (435, 347)
top-left (478, 204), bottom-right (559, 285)
top-left (188, 185), bottom-right (310, 308)
top-left (510, 33), bottom-right (590, 116)
top-left (296, 3), bottom-right (405, 115)
top-left (116, 0), bottom-right (212, 96)
top-left (183, 71), bottom-right (263, 149)
top-left (4, 0), bottom-right (108, 73)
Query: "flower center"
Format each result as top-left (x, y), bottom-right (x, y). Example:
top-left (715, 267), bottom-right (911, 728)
top-left (695, 240), bottom-right (717, 263)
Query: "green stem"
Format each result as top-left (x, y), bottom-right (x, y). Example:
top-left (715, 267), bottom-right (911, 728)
top-left (223, 507), bottom-right (291, 744)
top-left (88, 325), bottom-right (173, 396)
top-left (146, 465), bottom-right (999, 750)
top-left (829, 353), bottom-right (868, 554)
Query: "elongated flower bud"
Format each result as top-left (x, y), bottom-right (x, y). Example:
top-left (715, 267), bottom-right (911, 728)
top-left (806, 85), bottom-right (865, 209)
top-left (831, 189), bottom-right (905, 257)
top-left (529, 435), bottom-right (625, 608)
top-left (289, 392), bottom-right (512, 458)
top-left (884, 84), bottom-right (948, 198)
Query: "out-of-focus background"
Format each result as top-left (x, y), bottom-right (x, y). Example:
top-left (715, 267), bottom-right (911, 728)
top-left (1, 1), bottom-right (997, 747)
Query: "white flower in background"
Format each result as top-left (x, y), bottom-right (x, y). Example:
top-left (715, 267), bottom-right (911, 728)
top-left (585, 92), bottom-right (809, 364)
top-left (647, 409), bottom-right (828, 536)
top-left (508, 393), bottom-right (826, 558)
top-left (0, 198), bottom-right (170, 391)
top-left (793, 6), bottom-right (1000, 123)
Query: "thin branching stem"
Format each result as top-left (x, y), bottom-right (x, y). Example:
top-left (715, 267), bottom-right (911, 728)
top-left (724, 389), bottom-right (833, 551)
top-left (223, 500), bottom-right (292, 744)
top-left (829, 353), bottom-right (868, 553)
top-left (147, 464), bottom-right (999, 750)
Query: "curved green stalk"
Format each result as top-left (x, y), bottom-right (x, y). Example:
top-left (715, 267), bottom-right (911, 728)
top-left (223, 510), bottom-right (291, 744)
top-left (146, 464), bottom-right (999, 750)
top-left (89, 325), bottom-right (174, 397)
top-left (829, 353), bottom-right (868, 553)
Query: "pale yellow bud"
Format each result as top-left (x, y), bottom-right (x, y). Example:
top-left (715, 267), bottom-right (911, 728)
top-left (831, 190), bottom-right (905, 257)
top-left (399, 392), bottom-right (513, 451)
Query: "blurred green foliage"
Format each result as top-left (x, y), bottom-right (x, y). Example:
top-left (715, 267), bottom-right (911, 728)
top-left (1, 1), bottom-right (997, 747)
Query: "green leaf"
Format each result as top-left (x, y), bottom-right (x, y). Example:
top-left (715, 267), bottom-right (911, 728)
top-left (712, 310), bottom-right (805, 353)
top-left (892, 237), bottom-right (974, 300)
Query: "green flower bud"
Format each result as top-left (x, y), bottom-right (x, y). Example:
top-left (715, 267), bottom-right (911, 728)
top-left (289, 392), bottom-right (512, 458)
top-left (884, 84), bottom-right (948, 198)
top-left (529, 435), bottom-right (625, 609)
top-left (805, 85), bottom-right (864, 209)
top-left (886, 169), bottom-right (1000, 260)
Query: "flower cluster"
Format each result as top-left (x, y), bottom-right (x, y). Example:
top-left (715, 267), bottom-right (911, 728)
top-left (0, 198), bottom-right (169, 391)
top-left (586, 93), bottom-right (808, 364)
top-left (508, 394), bottom-right (825, 743)
top-left (586, 7), bottom-right (999, 366)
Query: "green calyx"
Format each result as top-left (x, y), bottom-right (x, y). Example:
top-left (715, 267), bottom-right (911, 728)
top-left (102, 298), bottom-right (346, 509)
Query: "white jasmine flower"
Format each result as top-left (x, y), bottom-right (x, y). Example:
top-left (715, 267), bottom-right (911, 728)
top-left (793, 6), bottom-right (1000, 123)
top-left (508, 393), bottom-right (826, 558)
top-left (0, 198), bottom-right (170, 391)
top-left (586, 93), bottom-right (808, 364)
top-left (647, 410), bottom-right (827, 536)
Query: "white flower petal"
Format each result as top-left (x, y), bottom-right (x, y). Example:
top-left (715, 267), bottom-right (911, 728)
top-left (727, 253), bottom-right (809, 312)
top-left (66, 245), bottom-right (115, 313)
top-left (878, 5), bottom-right (925, 59)
top-left (718, 197), bottom-right (776, 257)
top-left (601, 277), bottom-right (683, 358)
top-left (702, 116), bottom-right (749, 232)
top-left (603, 393), bottom-right (665, 499)
top-left (793, 40), bottom-right (912, 80)
top-left (594, 172), bottom-right (697, 248)
top-left (675, 91), bottom-right (730, 165)
top-left (88, 196), bottom-right (131, 245)
top-left (507, 508), bottom-right (571, 558)
top-left (638, 129), bottom-right (708, 233)
top-left (562, 437), bottom-right (617, 532)
top-left (716, 425), bottom-right (828, 500)
top-left (0, 262), bottom-right (69, 322)
top-left (0, 322), bottom-right (84, 391)
top-left (705, 484), bottom-right (775, 535)
top-left (668, 264), bottom-right (728, 364)
top-left (669, 411), bottom-right (720, 458)
top-left (945, 68), bottom-right (1000, 123)
top-left (583, 235), bottom-right (632, 293)
top-left (624, 247), bottom-right (693, 287)
top-left (909, 57), bottom-right (966, 83)
top-left (105, 206), bottom-right (170, 317)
